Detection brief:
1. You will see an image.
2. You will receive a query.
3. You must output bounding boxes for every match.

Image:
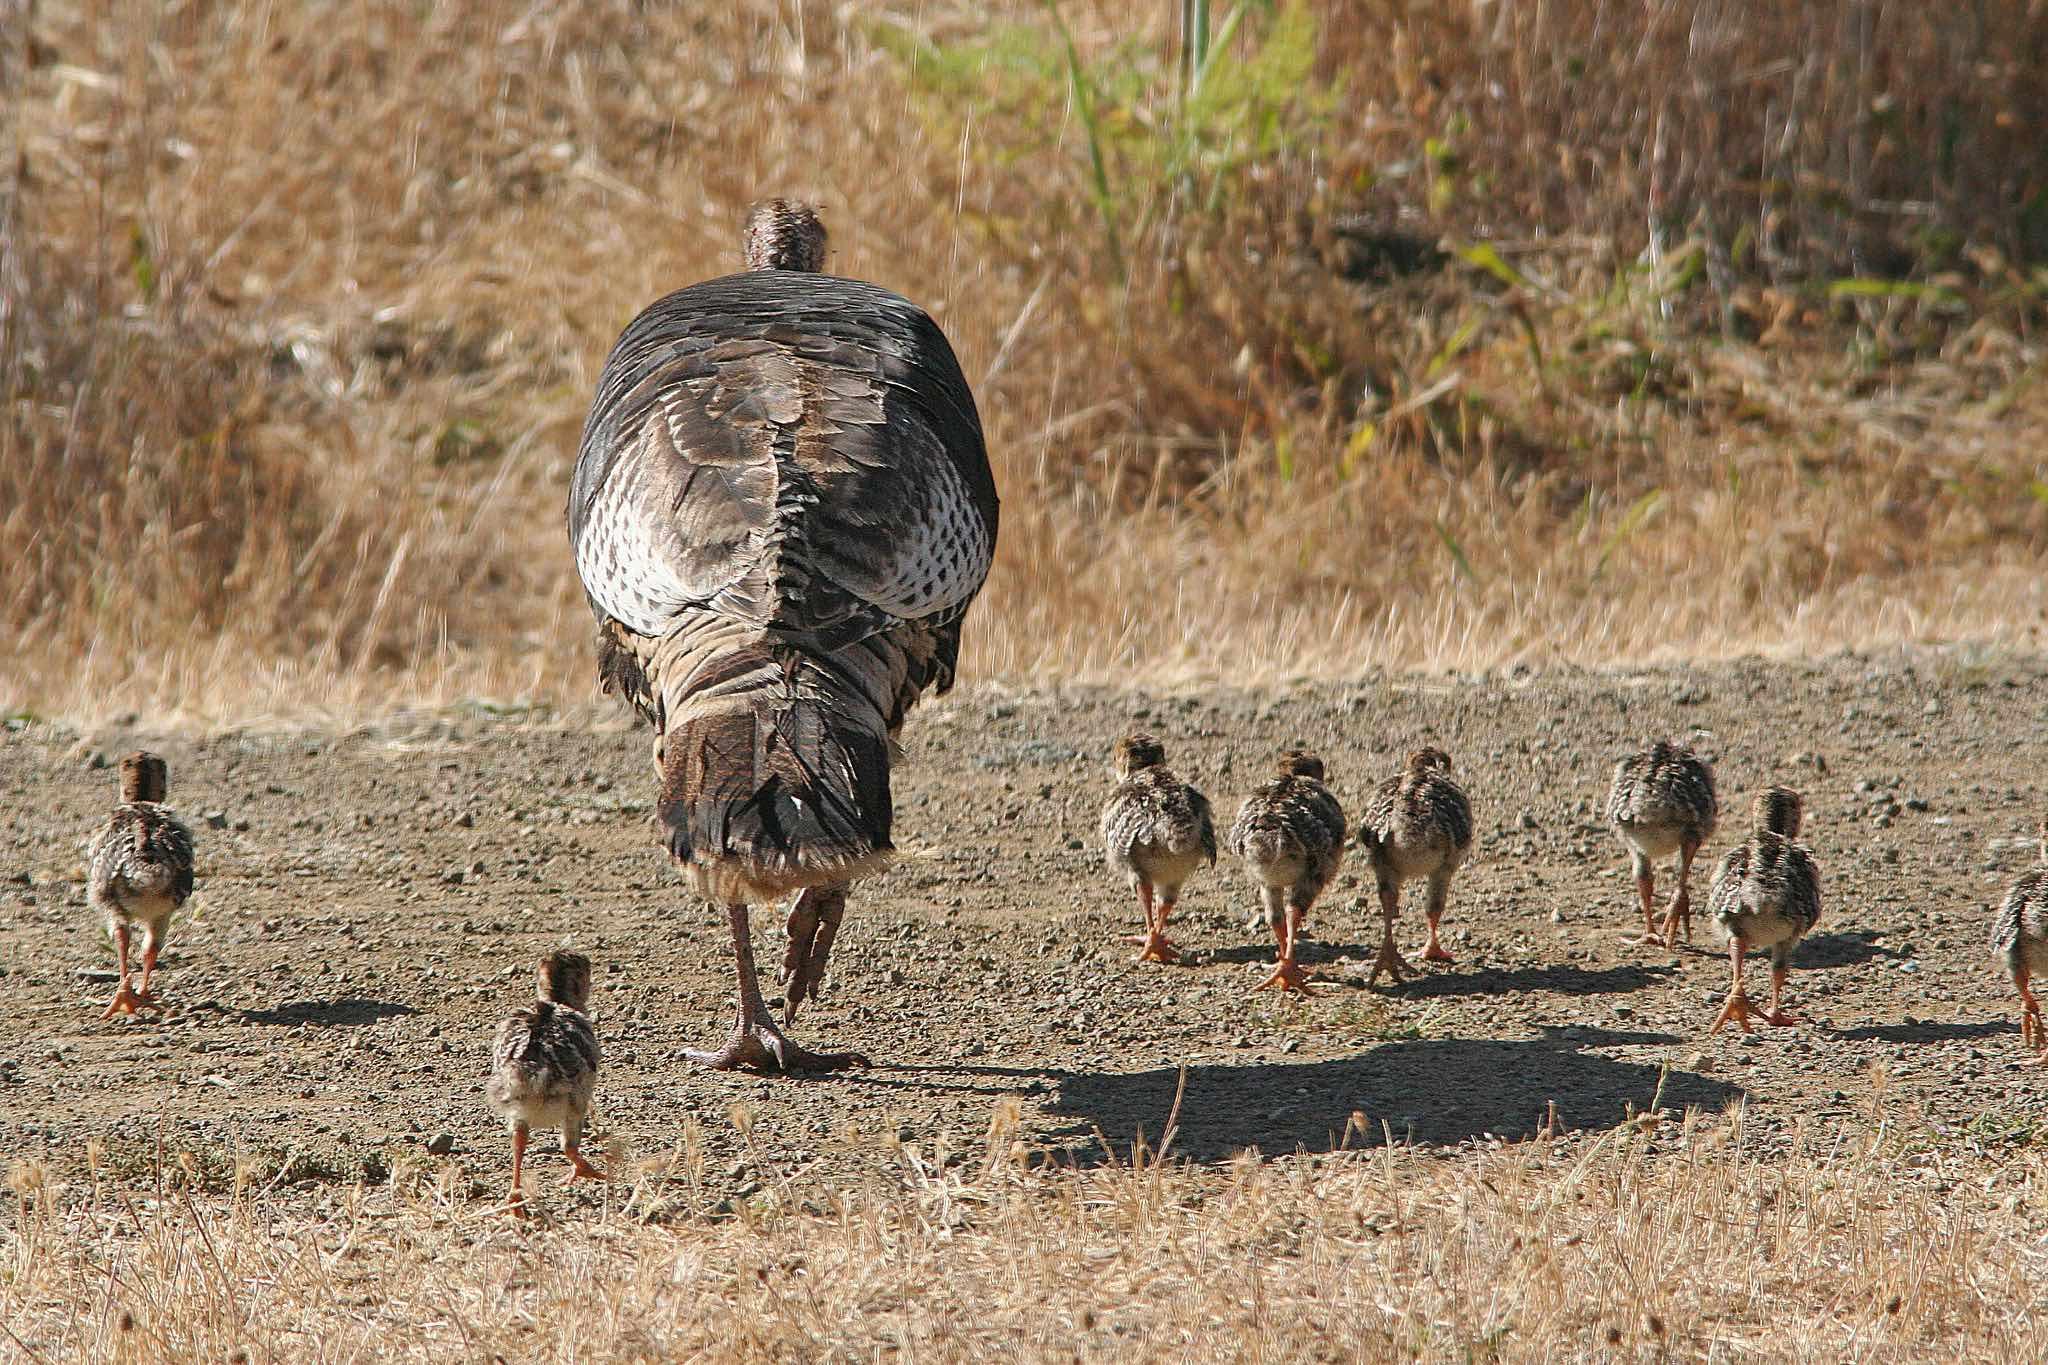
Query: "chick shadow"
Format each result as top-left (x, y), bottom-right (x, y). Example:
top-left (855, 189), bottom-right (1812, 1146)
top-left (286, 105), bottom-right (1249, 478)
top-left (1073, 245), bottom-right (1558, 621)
top-left (1390, 961), bottom-right (1678, 1001)
top-left (1040, 1026), bottom-right (1740, 1165)
top-left (1198, 937), bottom-right (1372, 970)
top-left (1832, 1019), bottom-right (2013, 1043)
top-left (237, 998), bottom-right (418, 1028)
top-left (1796, 930), bottom-right (1897, 970)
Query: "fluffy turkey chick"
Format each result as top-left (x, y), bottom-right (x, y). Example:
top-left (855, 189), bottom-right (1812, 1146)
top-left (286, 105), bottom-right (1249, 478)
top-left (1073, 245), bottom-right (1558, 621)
top-left (1361, 747), bottom-right (1475, 984)
top-left (1228, 750), bottom-right (1346, 994)
top-left (1706, 787), bottom-right (1821, 1034)
top-left (86, 752), bottom-right (195, 1018)
top-left (487, 950), bottom-right (606, 1205)
top-left (1100, 734), bottom-right (1217, 964)
top-left (1607, 737), bottom-right (1718, 947)
top-left (1992, 816), bottom-right (2048, 1058)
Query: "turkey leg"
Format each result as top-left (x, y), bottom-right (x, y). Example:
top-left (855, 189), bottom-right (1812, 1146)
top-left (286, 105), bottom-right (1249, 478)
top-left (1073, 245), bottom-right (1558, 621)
top-left (101, 923), bottom-right (146, 1018)
top-left (1660, 841), bottom-right (1699, 947)
top-left (781, 884), bottom-right (848, 1025)
top-left (689, 901), bottom-right (867, 1072)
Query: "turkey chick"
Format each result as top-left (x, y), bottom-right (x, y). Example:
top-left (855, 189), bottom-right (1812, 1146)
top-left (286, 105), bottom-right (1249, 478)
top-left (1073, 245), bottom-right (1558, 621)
top-left (1707, 787), bottom-right (1821, 1033)
top-left (1228, 750), bottom-right (1346, 994)
top-left (1101, 734), bottom-right (1217, 964)
top-left (487, 950), bottom-right (605, 1205)
top-left (1992, 816), bottom-right (2048, 1058)
top-left (87, 752), bottom-right (195, 1018)
top-left (1607, 737), bottom-right (1717, 947)
top-left (1362, 746), bottom-right (1474, 984)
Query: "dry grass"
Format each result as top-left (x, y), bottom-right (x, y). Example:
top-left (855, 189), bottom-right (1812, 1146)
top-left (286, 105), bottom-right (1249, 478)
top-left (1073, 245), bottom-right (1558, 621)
top-left (6, 1100), bottom-right (2046, 1362)
top-left (5, 0), bottom-right (2048, 726)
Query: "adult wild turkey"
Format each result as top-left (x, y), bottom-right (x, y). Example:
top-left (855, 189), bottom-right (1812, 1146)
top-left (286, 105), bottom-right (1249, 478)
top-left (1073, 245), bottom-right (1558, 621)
top-left (567, 200), bottom-right (999, 1070)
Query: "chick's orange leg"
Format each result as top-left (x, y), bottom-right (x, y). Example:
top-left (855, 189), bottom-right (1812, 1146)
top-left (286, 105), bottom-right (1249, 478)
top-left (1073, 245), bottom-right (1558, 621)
top-left (1254, 905), bottom-right (1315, 994)
top-left (1763, 962), bottom-right (1802, 1027)
top-left (1630, 866), bottom-right (1661, 942)
top-left (101, 924), bottom-right (144, 1019)
top-left (1710, 937), bottom-right (1762, 1034)
top-left (1367, 884), bottom-right (1413, 985)
top-left (1661, 843), bottom-right (1699, 948)
top-left (1422, 913), bottom-right (1455, 964)
top-left (1134, 887), bottom-right (1184, 964)
top-left (501, 1123), bottom-right (530, 1215)
top-left (2018, 969), bottom-right (2047, 1053)
top-left (134, 928), bottom-right (162, 1005)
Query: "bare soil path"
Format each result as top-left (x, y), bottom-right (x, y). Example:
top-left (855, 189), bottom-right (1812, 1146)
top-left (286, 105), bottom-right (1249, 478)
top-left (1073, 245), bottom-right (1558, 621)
top-left (4, 652), bottom-right (2043, 1206)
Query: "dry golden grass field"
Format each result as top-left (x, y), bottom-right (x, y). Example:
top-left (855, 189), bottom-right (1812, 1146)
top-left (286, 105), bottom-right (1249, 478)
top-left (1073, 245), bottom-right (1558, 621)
top-left (6, 0), bottom-right (2048, 723)
top-left (7, 1), bottom-right (2048, 1360)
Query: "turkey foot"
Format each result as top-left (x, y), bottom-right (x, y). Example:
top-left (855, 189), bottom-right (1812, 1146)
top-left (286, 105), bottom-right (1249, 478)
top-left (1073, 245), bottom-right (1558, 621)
top-left (1422, 920), bottom-right (1455, 964)
top-left (1253, 957), bottom-right (1315, 994)
top-left (1367, 929), bottom-right (1413, 986)
top-left (1624, 871), bottom-right (1661, 944)
top-left (1131, 896), bottom-right (1182, 963)
top-left (1710, 989), bottom-right (1764, 1035)
top-left (684, 1014), bottom-right (869, 1072)
top-left (100, 983), bottom-right (149, 1019)
top-left (565, 1148), bottom-right (609, 1182)
top-left (1131, 928), bottom-right (1182, 964)
top-left (696, 900), bottom-right (866, 1072)
top-left (1659, 889), bottom-right (1693, 948)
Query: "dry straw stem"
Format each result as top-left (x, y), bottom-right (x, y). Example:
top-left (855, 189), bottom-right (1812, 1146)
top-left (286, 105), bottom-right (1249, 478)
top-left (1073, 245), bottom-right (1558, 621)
top-left (6, 1), bottom-right (2048, 725)
top-left (4, 1108), bottom-right (2045, 1361)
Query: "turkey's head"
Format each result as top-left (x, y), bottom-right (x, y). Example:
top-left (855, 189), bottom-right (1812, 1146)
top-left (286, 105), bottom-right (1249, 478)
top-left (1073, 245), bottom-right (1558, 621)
top-left (744, 199), bottom-right (828, 272)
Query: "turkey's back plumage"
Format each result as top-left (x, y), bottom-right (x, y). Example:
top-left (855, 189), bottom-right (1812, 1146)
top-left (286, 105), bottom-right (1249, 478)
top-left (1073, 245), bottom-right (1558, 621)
top-left (1995, 869), bottom-right (2048, 974)
top-left (488, 1001), bottom-right (601, 1127)
top-left (1608, 739), bottom-right (1717, 856)
top-left (1364, 756), bottom-right (1473, 881)
top-left (1229, 773), bottom-right (1346, 899)
top-left (1709, 832), bottom-right (1821, 949)
top-left (1102, 766), bottom-right (1218, 886)
top-left (88, 802), bottom-right (195, 928)
top-left (569, 271), bottom-right (998, 662)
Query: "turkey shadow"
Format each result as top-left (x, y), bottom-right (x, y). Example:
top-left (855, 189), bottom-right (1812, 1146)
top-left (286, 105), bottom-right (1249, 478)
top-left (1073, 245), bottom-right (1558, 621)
top-left (1833, 1019), bottom-right (2013, 1043)
top-left (848, 1062), bottom-right (1064, 1099)
top-left (1039, 1026), bottom-right (1737, 1165)
top-left (1795, 930), bottom-right (1896, 969)
top-left (238, 997), bottom-right (418, 1027)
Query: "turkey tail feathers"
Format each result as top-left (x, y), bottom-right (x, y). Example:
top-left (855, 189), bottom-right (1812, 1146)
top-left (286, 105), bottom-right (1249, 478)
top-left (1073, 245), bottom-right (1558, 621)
top-left (657, 644), bottom-right (896, 903)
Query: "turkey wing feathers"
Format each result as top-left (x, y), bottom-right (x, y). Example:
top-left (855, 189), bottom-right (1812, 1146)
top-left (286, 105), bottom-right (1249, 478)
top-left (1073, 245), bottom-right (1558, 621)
top-left (569, 273), bottom-right (998, 656)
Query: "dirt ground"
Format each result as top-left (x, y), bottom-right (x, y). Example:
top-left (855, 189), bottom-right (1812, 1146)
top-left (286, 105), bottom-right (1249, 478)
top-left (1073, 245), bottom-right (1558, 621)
top-left (3, 651), bottom-right (2044, 1207)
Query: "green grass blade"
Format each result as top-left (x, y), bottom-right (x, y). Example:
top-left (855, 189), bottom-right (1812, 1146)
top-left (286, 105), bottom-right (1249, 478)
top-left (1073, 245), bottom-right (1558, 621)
top-left (1594, 490), bottom-right (1666, 578)
top-left (1045, 2), bottom-right (1122, 277)
top-left (1434, 520), bottom-right (1478, 584)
